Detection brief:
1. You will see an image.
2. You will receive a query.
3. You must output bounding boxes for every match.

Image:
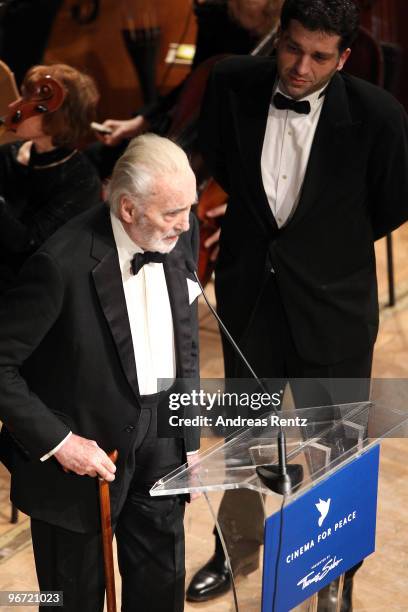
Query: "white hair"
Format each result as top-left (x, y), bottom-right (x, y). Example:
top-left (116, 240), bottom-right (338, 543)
top-left (107, 133), bottom-right (192, 214)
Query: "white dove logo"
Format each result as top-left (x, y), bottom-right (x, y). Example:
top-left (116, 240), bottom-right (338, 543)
top-left (315, 498), bottom-right (331, 527)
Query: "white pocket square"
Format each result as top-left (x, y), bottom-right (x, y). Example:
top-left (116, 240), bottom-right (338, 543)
top-left (187, 278), bottom-right (201, 305)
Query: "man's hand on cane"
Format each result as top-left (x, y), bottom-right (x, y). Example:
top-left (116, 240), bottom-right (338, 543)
top-left (54, 433), bottom-right (117, 481)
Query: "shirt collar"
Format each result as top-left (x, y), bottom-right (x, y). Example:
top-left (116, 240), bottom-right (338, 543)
top-left (110, 211), bottom-right (143, 275)
top-left (274, 80), bottom-right (327, 112)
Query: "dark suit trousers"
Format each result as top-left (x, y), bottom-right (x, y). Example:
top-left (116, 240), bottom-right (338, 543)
top-left (31, 394), bottom-right (185, 612)
top-left (217, 273), bottom-right (373, 574)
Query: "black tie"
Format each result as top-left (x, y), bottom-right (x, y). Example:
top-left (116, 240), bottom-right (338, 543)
top-left (131, 251), bottom-right (166, 275)
top-left (273, 92), bottom-right (311, 115)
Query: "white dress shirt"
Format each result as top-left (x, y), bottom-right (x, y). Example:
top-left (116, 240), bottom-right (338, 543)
top-left (111, 214), bottom-right (198, 455)
top-left (261, 81), bottom-right (326, 228)
top-left (110, 212), bottom-right (176, 395)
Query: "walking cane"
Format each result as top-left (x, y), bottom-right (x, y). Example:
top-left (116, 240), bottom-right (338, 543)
top-left (99, 450), bottom-right (118, 612)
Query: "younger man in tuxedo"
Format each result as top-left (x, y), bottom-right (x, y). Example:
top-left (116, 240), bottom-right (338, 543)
top-left (188, 0), bottom-right (408, 609)
top-left (0, 134), bottom-right (200, 612)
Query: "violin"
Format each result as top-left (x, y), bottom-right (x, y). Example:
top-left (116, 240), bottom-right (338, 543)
top-left (0, 75), bottom-right (66, 135)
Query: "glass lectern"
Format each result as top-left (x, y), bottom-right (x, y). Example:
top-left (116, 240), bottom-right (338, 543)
top-left (151, 400), bottom-right (408, 611)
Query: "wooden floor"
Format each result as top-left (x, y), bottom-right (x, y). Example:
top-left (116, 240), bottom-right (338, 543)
top-left (1, 228), bottom-right (408, 611)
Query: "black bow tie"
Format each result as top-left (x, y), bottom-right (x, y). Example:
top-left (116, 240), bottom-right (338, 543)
top-left (131, 251), bottom-right (166, 275)
top-left (273, 92), bottom-right (311, 115)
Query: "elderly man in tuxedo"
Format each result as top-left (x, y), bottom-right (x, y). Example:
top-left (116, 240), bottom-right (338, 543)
top-left (187, 0), bottom-right (408, 609)
top-left (0, 134), bottom-right (200, 612)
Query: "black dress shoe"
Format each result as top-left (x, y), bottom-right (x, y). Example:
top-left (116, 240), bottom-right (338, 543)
top-left (186, 550), bottom-right (259, 602)
top-left (186, 553), bottom-right (231, 602)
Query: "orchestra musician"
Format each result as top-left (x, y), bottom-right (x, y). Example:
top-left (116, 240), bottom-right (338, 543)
top-left (0, 63), bottom-right (101, 292)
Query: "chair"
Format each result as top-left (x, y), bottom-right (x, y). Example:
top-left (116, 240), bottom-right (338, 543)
top-left (345, 27), bottom-right (399, 307)
top-left (380, 42), bottom-right (403, 307)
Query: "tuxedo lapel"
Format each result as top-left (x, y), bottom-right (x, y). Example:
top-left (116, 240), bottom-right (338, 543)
top-left (90, 209), bottom-right (194, 391)
top-left (288, 72), bottom-right (360, 229)
top-left (90, 209), bottom-right (140, 400)
top-left (231, 61), bottom-right (279, 235)
top-left (163, 246), bottom-right (194, 378)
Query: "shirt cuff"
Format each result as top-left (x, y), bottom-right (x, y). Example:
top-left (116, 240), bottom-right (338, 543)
top-left (186, 450), bottom-right (199, 455)
top-left (40, 431), bottom-right (72, 462)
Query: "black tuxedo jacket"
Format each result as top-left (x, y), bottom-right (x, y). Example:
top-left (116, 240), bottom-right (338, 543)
top-left (199, 56), bottom-right (408, 366)
top-left (0, 204), bottom-right (200, 532)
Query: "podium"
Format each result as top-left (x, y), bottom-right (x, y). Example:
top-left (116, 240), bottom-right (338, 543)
top-left (151, 398), bottom-right (408, 611)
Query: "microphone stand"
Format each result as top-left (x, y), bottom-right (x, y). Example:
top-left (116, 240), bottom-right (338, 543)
top-left (187, 260), bottom-right (303, 495)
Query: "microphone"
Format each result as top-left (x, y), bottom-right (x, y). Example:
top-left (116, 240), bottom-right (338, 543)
top-left (186, 259), bottom-right (303, 495)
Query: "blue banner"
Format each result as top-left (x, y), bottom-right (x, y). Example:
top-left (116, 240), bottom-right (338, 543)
top-left (262, 445), bottom-right (380, 611)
